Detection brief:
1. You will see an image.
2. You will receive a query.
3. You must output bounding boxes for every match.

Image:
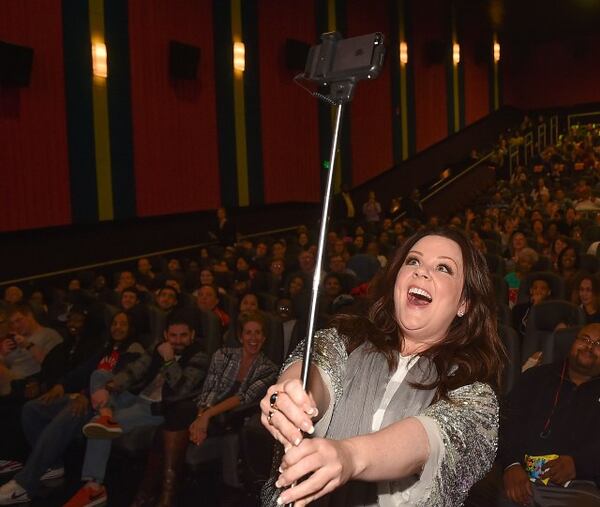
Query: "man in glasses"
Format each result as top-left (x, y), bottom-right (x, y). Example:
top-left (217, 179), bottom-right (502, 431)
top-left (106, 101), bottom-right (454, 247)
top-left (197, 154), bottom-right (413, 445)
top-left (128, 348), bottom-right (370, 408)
top-left (471, 323), bottom-right (600, 506)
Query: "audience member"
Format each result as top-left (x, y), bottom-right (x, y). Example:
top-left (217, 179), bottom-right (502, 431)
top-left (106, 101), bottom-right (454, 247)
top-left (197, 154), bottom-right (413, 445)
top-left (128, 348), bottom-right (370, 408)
top-left (136, 257), bottom-right (156, 291)
top-left (211, 207), bottom-right (236, 247)
top-left (274, 297), bottom-right (298, 360)
top-left (64, 313), bottom-right (208, 507)
top-left (0, 304), bottom-right (63, 398)
top-left (471, 324), bottom-right (600, 506)
top-left (2, 286), bottom-right (24, 307)
top-left (0, 311), bottom-right (144, 504)
top-left (511, 276), bottom-right (553, 337)
top-left (332, 183), bottom-right (356, 224)
top-left (326, 254), bottom-right (358, 293)
top-left (401, 188), bottom-right (427, 222)
top-left (571, 274), bottom-right (600, 324)
top-left (556, 245), bottom-right (580, 288)
top-left (196, 284), bottom-right (230, 331)
top-left (505, 248), bottom-right (538, 307)
top-left (362, 190), bottom-right (382, 226)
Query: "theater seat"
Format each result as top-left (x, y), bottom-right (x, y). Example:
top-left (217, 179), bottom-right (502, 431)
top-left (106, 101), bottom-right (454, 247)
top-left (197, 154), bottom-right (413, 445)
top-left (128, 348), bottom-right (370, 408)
top-left (522, 300), bottom-right (585, 362)
top-left (498, 325), bottom-right (521, 396)
top-left (347, 254), bottom-right (380, 284)
top-left (237, 413), bottom-right (274, 495)
top-left (579, 254), bottom-right (599, 274)
top-left (484, 253), bottom-right (505, 276)
top-left (490, 274), bottom-right (508, 307)
top-left (198, 309), bottom-right (222, 358)
top-left (542, 326), bottom-right (582, 364)
top-left (497, 303), bottom-right (511, 328)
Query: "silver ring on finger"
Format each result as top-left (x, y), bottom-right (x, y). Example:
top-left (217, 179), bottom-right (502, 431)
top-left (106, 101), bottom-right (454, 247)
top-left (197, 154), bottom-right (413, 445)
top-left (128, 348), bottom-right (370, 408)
top-left (267, 409), bottom-right (276, 425)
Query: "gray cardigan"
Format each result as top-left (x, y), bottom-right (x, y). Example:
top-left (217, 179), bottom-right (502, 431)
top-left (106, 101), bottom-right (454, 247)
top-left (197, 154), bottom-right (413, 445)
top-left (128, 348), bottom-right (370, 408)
top-left (262, 328), bottom-right (498, 507)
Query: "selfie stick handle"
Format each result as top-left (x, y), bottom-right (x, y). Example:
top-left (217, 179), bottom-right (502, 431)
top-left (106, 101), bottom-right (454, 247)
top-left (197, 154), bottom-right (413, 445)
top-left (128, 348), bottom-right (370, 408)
top-left (300, 100), bottom-right (345, 391)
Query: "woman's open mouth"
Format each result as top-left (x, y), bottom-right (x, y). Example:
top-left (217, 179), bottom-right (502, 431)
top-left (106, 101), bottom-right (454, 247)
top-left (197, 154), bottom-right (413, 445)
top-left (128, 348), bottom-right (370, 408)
top-left (407, 286), bottom-right (432, 306)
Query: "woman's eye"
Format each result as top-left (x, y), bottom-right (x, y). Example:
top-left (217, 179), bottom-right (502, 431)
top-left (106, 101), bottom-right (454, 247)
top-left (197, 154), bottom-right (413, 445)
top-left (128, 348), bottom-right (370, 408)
top-left (405, 257), bottom-right (419, 266)
top-left (437, 264), bottom-right (453, 274)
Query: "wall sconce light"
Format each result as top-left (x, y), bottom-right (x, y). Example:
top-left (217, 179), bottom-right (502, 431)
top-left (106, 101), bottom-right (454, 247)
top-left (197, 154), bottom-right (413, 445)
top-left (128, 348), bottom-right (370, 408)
top-left (493, 41), bottom-right (501, 63)
top-left (92, 42), bottom-right (108, 78)
top-left (399, 41), bottom-right (408, 65)
top-left (452, 43), bottom-right (460, 65)
top-left (233, 42), bottom-right (245, 72)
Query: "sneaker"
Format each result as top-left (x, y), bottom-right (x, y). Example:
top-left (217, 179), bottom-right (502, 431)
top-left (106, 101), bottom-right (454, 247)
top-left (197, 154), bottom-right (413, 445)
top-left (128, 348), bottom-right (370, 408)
top-left (0, 480), bottom-right (30, 504)
top-left (82, 415), bottom-right (123, 440)
top-left (0, 461), bottom-right (23, 475)
top-left (63, 484), bottom-right (107, 507)
top-left (40, 467), bottom-right (65, 481)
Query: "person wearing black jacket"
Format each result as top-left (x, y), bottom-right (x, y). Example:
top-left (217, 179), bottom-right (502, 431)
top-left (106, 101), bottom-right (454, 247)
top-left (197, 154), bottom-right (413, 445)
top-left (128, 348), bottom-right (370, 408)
top-left (211, 207), bottom-right (236, 247)
top-left (470, 323), bottom-right (600, 507)
top-left (63, 312), bottom-right (209, 507)
top-left (0, 311), bottom-right (144, 505)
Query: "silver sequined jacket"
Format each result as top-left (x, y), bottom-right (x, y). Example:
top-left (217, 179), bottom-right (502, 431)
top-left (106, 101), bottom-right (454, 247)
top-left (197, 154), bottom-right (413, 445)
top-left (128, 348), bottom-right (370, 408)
top-left (262, 328), bottom-right (499, 507)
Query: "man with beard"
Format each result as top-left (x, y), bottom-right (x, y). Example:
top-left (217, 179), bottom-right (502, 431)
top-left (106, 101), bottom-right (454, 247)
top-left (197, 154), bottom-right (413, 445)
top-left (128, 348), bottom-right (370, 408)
top-left (471, 323), bottom-right (600, 506)
top-left (61, 313), bottom-right (208, 507)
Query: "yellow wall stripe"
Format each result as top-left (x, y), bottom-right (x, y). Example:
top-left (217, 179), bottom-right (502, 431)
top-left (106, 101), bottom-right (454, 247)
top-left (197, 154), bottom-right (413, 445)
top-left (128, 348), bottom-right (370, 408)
top-left (493, 34), bottom-right (500, 110)
top-left (494, 63), bottom-right (500, 110)
top-left (231, 0), bottom-right (249, 207)
top-left (89, 0), bottom-right (114, 220)
top-left (327, 0), bottom-right (336, 31)
top-left (398, 0), bottom-right (409, 160)
top-left (451, 8), bottom-right (460, 133)
top-left (453, 64), bottom-right (460, 132)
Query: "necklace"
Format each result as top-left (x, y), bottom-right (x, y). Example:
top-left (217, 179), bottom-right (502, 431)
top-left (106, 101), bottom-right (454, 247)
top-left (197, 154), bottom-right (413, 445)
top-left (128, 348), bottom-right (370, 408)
top-left (539, 359), bottom-right (567, 439)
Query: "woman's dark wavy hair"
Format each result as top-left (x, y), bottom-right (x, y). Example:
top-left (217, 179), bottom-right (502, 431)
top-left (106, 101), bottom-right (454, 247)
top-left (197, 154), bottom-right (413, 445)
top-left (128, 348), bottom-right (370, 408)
top-left (332, 227), bottom-right (506, 400)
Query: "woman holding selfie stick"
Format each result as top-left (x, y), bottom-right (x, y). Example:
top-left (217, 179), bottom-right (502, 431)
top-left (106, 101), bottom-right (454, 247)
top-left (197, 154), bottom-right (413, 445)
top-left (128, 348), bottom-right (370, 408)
top-left (260, 228), bottom-right (505, 506)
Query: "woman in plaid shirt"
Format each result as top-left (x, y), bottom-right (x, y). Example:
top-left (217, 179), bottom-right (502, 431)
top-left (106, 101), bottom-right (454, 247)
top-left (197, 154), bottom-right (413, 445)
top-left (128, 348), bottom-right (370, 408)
top-left (189, 311), bottom-right (278, 444)
top-left (131, 310), bottom-right (278, 506)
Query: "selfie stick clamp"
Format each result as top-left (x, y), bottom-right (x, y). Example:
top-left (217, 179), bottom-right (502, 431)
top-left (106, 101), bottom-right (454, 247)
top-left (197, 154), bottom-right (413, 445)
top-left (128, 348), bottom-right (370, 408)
top-left (299, 31), bottom-right (385, 390)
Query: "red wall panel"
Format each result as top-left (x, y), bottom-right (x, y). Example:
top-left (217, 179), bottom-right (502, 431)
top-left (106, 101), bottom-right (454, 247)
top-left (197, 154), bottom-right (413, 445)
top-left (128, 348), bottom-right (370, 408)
top-left (461, 13), bottom-right (489, 125)
top-left (346, 0), bottom-right (394, 185)
top-left (412, 0), bottom-right (448, 152)
top-left (128, 0), bottom-right (220, 217)
top-left (504, 36), bottom-right (600, 110)
top-left (258, 0), bottom-right (320, 204)
top-left (0, 0), bottom-right (71, 232)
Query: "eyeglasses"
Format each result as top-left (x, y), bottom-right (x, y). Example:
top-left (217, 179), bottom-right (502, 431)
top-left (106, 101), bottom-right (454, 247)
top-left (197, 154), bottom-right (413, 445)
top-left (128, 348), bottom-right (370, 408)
top-left (576, 335), bottom-right (600, 349)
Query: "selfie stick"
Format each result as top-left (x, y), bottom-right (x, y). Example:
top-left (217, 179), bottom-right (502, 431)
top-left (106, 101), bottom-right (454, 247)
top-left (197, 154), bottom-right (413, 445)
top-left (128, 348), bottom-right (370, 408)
top-left (282, 32), bottom-right (384, 506)
top-left (298, 31), bottom-right (385, 391)
top-left (301, 98), bottom-right (345, 390)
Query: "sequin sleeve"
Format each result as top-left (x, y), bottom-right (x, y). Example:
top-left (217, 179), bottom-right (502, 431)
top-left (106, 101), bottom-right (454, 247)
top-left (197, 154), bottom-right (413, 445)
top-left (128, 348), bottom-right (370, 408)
top-left (282, 327), bottom-right (349, 407)
top-left (412, 382), bottom-right (499, 507)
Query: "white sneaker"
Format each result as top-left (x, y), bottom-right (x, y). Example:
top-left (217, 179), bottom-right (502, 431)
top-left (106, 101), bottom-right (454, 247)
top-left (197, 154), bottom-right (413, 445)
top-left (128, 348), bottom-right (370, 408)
top-left (40, 467), bottom-right (65, 481)
top-left (0, 480), bottom-right (30, 505)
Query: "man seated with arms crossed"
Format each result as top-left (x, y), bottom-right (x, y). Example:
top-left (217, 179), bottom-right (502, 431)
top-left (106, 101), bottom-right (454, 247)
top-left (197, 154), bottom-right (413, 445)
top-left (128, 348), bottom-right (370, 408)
top-left (63, 312), bottom-right (209, 507)
top-left (478, 323), bottom-right (600, 507)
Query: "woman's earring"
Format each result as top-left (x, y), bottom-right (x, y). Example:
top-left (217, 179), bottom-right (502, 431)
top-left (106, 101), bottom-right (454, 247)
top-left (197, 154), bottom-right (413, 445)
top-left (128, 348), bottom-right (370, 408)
top-left (457, 310), bottom-right (464, 317)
